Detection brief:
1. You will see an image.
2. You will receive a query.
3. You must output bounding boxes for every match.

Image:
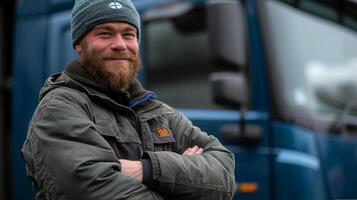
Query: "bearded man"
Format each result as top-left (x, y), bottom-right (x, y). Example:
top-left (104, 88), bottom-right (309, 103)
top-left (21, 0), bottom-right (235, 199)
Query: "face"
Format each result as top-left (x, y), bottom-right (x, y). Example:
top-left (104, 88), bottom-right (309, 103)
top-left (75, 22), bottom-right (140, 90)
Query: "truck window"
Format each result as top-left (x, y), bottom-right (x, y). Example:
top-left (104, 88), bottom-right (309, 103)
top-left (265, 0), bottom-right (357, 129)
top-left (143, 6), bottom-right (235, 109)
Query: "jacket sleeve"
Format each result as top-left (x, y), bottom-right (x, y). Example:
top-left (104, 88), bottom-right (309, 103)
top-left (145, 109), bottom-right (236, 200)
top-left (22, 88), bottom-right (164, 200)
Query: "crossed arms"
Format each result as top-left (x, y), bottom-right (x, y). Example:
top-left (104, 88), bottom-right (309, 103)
top-left (23, 90), bottom-right (235, 199)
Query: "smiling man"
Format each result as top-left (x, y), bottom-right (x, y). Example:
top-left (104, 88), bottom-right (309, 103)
top-left (21, 0), bottom-right (235, 199)
top-left (77, 22), bottom-right (141, 91)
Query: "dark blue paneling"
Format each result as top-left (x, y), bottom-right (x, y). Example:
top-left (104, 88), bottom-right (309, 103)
top-left (11, 17), bottom-right (48, 200)
top-left (275, 150), bottom-right (327, 200)
top-left (16, 0), bottom-right (74, 16)
top-left (133, 0), bottom-right (172, 11)
top-left (49, 0), bottom-right (74, 7)
top-left (225, 146), bottom-right (271, 200)
top-left (180, 109), bottom-right (270, 146)
top-left (273, 122), bottom-right (319, 156)
top-left (48, 0), bottom-right (75, 13)
top-left (180, 109), bottom-right (272, 200)
top-left (272, 122), bottom-right (328, 200)
top-left (16, 0), bottom-right (48, 16)
top-left (317, 134), bottom-right (357, 199)
top-left (47, 10), bottom-right (77, 75)
top-left (246, 0), bottom-right (270, 111)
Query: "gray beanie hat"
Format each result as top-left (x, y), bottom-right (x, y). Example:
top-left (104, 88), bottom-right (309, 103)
top-left (71, 0), bottom-right (140, 47)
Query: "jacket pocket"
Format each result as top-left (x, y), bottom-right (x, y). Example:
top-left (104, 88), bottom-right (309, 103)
top-left (151, 126), bottom-right (176, 151)
top-left (95, 115), bottom-right (141, 143)
top-left (95, 115), bottom-right (143, 159)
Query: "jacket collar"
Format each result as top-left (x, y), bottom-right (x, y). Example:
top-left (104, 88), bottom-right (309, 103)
top-left (62, 60), bottom-right (156, 109)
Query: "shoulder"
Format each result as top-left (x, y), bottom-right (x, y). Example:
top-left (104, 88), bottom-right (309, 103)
top-left (140, 100), bottom-right (176, 120)
top-left (40, 86), bottom-right (91, 109)
top-left (33, 86), bottom-right (93, 122)
top-left (142, 100), bottom-right (193, 128)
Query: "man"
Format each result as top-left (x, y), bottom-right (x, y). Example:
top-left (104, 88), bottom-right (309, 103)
top-left (21, 0), bottom-right (235, 199)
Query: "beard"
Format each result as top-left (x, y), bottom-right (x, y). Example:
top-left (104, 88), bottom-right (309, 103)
top-left (79, 43), bottom-right (141, 91)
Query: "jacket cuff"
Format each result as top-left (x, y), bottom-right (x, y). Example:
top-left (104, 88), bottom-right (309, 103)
top-left (142, 151), bottom-right (161, 182)
top-left (141, 159), bottom-right (153, 185)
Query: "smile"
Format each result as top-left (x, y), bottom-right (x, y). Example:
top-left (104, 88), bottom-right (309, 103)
top-left (107, 58), bottom-right (129, 62)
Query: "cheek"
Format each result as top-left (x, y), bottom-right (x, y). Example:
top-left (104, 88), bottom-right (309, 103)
top-left (87, 39), bottom-right (108, 54)
top-left (127, 42), bottom-right (139, 56)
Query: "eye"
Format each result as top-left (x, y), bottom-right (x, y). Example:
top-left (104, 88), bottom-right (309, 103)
top-left (97, 31), bottom-right (112, 37)
top-left (123, 32), bottom-right (137, 40)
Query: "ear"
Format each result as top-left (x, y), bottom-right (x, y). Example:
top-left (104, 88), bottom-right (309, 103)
top-left (75, 43), bottom-right (82, 54)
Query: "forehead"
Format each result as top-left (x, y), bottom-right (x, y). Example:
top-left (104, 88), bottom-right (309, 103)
top-left (92, 22), bottom-right (137, 32)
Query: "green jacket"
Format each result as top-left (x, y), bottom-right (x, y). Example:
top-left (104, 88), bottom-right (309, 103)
top-left (22, 61), bottom-right (235, 200)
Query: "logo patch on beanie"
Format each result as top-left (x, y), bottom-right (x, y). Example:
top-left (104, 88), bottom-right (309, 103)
top-left (109, 2), bottom-right (123, 10)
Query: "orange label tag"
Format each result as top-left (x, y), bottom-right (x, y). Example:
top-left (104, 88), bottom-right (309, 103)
top-left (156, 128), bottom-right (171, 137)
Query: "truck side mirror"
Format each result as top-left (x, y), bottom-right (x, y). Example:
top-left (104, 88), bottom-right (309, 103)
top-left (210, 72), bottom-right (261, 146)
top-left (206, 0), bottom-right (246, 68)
top-left (209, 71), bottom-right (248, 109)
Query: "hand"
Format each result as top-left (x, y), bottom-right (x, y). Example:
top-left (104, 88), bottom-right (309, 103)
top-left (119, 159), bottom-right (143, 181)
top-left (182, 146), bottom-right (204, 156)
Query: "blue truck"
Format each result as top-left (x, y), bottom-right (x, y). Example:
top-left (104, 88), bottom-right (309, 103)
top-left (5, 0), bottom-right (357, 199)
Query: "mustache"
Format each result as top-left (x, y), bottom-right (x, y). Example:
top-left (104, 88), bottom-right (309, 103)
top-left (103, 52), bottom-right (137, 61)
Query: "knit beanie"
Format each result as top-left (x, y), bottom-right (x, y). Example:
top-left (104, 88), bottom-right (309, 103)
top-left (71, 0), bottom-right (140, 47)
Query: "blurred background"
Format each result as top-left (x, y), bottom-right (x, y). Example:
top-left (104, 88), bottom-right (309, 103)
top-left (1, 0), bottom-right (357, 200)
top-left (1, 0), bottom-right (15, 200)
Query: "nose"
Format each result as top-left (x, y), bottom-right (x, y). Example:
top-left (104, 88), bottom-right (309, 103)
top-left (110, 35), bottom-right (127, 51)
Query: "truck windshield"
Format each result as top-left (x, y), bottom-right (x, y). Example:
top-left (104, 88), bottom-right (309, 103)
top-left (265, 0), bottom-right (357, 129)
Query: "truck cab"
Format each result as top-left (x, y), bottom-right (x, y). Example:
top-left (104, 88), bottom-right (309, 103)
top-left (11, 0), bottom-right (357, 200)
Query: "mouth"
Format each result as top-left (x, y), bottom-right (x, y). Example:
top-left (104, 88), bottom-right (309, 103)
top-left (107, 58), bottom-right (130, 63)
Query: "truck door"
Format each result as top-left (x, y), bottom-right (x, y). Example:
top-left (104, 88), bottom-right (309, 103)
top-left (142, 1), bottom-right (273, 199)
top-left (258, 0), bottom-right (357, 199)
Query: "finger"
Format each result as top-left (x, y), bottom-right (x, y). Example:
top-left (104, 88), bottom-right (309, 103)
top-left (184, 146), bottom-right (198, 155)
top-left (183, 146), bottom-right (203, 156)
top-left (191, 146), bottom-right (199, 151)
top-left (195, 148), bottom-right (204, 155)
top-left (191, 147), bottom-right (202, 155)
top-left (183, 147), bottom-right (192, 155)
